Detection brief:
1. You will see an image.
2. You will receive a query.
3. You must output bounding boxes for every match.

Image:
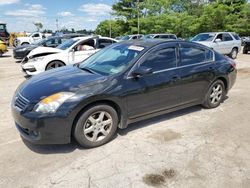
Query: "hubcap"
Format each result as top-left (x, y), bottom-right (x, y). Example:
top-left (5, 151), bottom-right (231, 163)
top-left (83, 111), bottom-right (113, 142)
top-left (210, 84), bottom-right (223, 105)
top-left (47, 62), bottom-right (64, 69)
top-left (232, 50), bottom-right (237, 59)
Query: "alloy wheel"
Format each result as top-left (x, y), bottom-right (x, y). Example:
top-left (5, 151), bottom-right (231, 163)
top-left (47, 61), bottom-right (64, 70)
top-left (83, 111), bottom-right (113, 142)
top-left (210, 84), bottom-right (223, 105)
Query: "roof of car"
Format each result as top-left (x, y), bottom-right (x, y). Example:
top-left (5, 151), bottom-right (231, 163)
top-left (119, 39), bottom-right (177, 48)
top-left (119, 39), bottom-right (213, 51)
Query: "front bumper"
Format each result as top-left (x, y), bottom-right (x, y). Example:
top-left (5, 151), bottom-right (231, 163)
top-left (13, 50), bottom-right (29, 59)
top-left (12, 105), bottom-right (72, 145)
top-left (21, 60), bottom-right (45, 76)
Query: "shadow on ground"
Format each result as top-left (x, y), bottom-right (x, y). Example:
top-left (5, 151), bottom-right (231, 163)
top-left (22, 105), bottom-right (204, 154)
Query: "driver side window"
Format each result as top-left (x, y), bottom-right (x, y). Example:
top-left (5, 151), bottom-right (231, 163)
top-left (74, 39), bottom-right (95, 51)
top-left (141, 47), bottom-right (177, 72)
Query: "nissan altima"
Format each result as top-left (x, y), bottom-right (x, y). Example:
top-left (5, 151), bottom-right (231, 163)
top-left (11, 40), bottom-right (237, 148)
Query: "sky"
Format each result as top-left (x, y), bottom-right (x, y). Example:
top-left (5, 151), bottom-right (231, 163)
top-left (0, 0), bottom-right (115, 32)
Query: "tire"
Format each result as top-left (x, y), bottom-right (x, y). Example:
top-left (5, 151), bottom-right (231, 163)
top-left (21, 42), bottom-right (29, 46)
top-left (73, 104), bottom-right (118, 148)
top-left (202, 80), bottom-right (225, 109)
top-left (46, 61), bottom-right (65, 70)
top-left (229, 48), bottom-right (238, 59)
top-left (0, 51), bottom-right (3, 57)
top-left (243, 47), bottom-right (248, 54)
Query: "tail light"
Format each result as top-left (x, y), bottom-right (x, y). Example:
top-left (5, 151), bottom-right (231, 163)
top-left (227, 57), bottom-right (236, 69)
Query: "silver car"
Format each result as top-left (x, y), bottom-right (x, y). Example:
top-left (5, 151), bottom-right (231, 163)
top-left (191, 32), bottom-right (241, 59)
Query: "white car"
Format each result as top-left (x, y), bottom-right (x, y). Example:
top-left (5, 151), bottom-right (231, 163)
top-left (14, 32), bottom-right (52, 47)
top-left (21, 36), bottom-right (117, 76)
top-left (191, 32), bottom-right (241, 59)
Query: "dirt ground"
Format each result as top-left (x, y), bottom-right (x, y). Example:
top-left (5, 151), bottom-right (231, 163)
top-left (0, 49), bottom-right (250, 188)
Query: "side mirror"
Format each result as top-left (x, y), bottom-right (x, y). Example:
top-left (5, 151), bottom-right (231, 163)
top-left (214, 38), bottom-right (222, 43)
top-left (69, 48), bottom-right (75, 53)
top-left (131, 66), bottom-right (153, 78)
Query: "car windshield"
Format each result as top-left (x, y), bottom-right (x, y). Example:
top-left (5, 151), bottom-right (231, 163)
top-left (57, 38), bottom-right (79, 50)
top-left (79, 43), bottom-right (144, 76)
top-left (191, 33), bottom-right (215, 41)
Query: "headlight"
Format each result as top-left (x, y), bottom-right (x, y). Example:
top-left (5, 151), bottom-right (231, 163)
top-left (30, 56), bottom-right (44, 62)
top-left (34, 92), bottom-right (74, 113)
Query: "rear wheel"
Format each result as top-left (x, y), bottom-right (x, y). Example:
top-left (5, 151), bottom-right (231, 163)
top-left (229, 48), bottom-right (238, 59)
top-left (243, 47), bottom-right (248, 54)
top-left (46, 61), bottom-right (65, 70)
top-left (73, 104), bottom-right (118, 148)
top-left (202, 80), bottom-right (225, 109)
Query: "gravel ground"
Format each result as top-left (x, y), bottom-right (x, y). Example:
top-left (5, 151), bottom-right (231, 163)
top-left (0, 49), bottom-right (250, 188)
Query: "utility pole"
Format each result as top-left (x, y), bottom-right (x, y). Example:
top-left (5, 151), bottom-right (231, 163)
top-left (109, 14), bottom-right (112, 38)
top-left (137, 0), bottom-right (140, 35)
top-left (56, 18), bottom-right (59, 31)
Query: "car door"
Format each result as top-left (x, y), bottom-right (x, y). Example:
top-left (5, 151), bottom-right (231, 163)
top-left (178, 43), bottom-right (215, 105)
top-left (222, 33), bottom-right (234, 54)
top-left (70, 39), bottom-right (98, 64)
top-left (125, 43), bottom-right (182, 118)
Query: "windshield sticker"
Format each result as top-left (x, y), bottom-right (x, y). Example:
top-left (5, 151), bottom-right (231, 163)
top-left (128, 45), bottom-right (144, 51)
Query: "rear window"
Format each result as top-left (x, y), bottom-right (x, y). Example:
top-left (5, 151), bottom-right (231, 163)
top-left (232, 33), bottom-right (241, 40)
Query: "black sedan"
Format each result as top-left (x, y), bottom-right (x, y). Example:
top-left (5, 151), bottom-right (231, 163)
top-left (11, 40), bottom-right (237, 148)
top-left (243, 39), bottom-right (250, 54)
top-left (13, 34), bottom-right (85, 59)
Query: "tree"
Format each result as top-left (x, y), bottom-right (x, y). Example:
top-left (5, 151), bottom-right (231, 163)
top-left (33, 22), bottom-right (43, 32)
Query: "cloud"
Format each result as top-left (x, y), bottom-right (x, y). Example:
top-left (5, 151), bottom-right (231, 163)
top-left (5, 4), bottom-right (46, 17)
top-left (57, 11), bottom-right (74, 17)
top-left (79, 3), bottom-right (111, 16)
top-left (0, 0), bottom-right (19, 5)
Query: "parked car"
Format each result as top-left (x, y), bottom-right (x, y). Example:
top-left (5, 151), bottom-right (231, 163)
top-left (0, 39), bottom-right (8, 57)
top-left (120, 34), bottom-right (144, 41)
top-left (144, 33), bottom-right (177, 40)
top-left (13, 34), bottom-right (86, 60)
top-left (13, 32), bottom-right (52, 47)
top-left (21, 36), bottom-right (117, 76)
top-left (191, 32), bottom-right (241, 59)
top-left (12, 40), bottom-right (237, 148)
top-left (243, 39), bottom-right (250, 54)
top-left (241, 36), bottom-right (250, 46)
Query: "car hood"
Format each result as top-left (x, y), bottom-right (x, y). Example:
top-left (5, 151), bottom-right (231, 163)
top-left (27, 46), bottom-right (63, 58)
top-left (14, 44), bottom-right (38, 51)
top-left (18, 66), bottom-right (106, 102)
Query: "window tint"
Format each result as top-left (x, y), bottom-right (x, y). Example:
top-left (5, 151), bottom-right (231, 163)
top-left (99, 39), bottom-right (115, 49)
top-left (159, 35), bottom-right (169, 39)
top-left (180, 46), bottom-right (207, 66)
top-left (154, 35), bottom-right (160, 38)
top-left (223, 33), bottom-right (233, 41)
top-left (142, 47), bottom-right (177, 72)
top-left (169, 35), bottom-right (177, 39)
top-left (33, 33), bottom-right (40, 37)
top-left (232, 33), bottom-right (240, 40)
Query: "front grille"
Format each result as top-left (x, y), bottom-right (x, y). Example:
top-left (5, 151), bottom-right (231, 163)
top-left (14, 93), bottom-right (29, 111)
top-left (21, 57), bottom-right (28, 64)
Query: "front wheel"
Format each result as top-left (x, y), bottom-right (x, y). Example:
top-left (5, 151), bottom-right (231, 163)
top-left (73, 104), bottom-right (118, 148)
top-left (202, 80), bottom-right (225, 109)
top-left (243, 47), bottom-right (248, 54)
top-left (46, 61), bottom-right (65, 70)
top-left (229, 48), bottom-right (238, 59)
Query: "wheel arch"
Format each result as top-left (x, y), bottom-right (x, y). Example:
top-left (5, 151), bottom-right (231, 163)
top-left (46, 59), bottom-right (66, 70)
top-left (71, 99), bottom-right (125, 138)
top-left (216, 76), bottom-right (228, 91)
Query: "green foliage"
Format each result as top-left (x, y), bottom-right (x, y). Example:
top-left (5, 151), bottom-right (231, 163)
top-left (96, 0), bottom-right (250, 38)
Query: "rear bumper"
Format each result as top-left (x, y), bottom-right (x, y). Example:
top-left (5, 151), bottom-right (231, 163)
top-left (12, 105), bottom-right (72, 145)
top-left (227, 68), bottom-right (237, 91)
